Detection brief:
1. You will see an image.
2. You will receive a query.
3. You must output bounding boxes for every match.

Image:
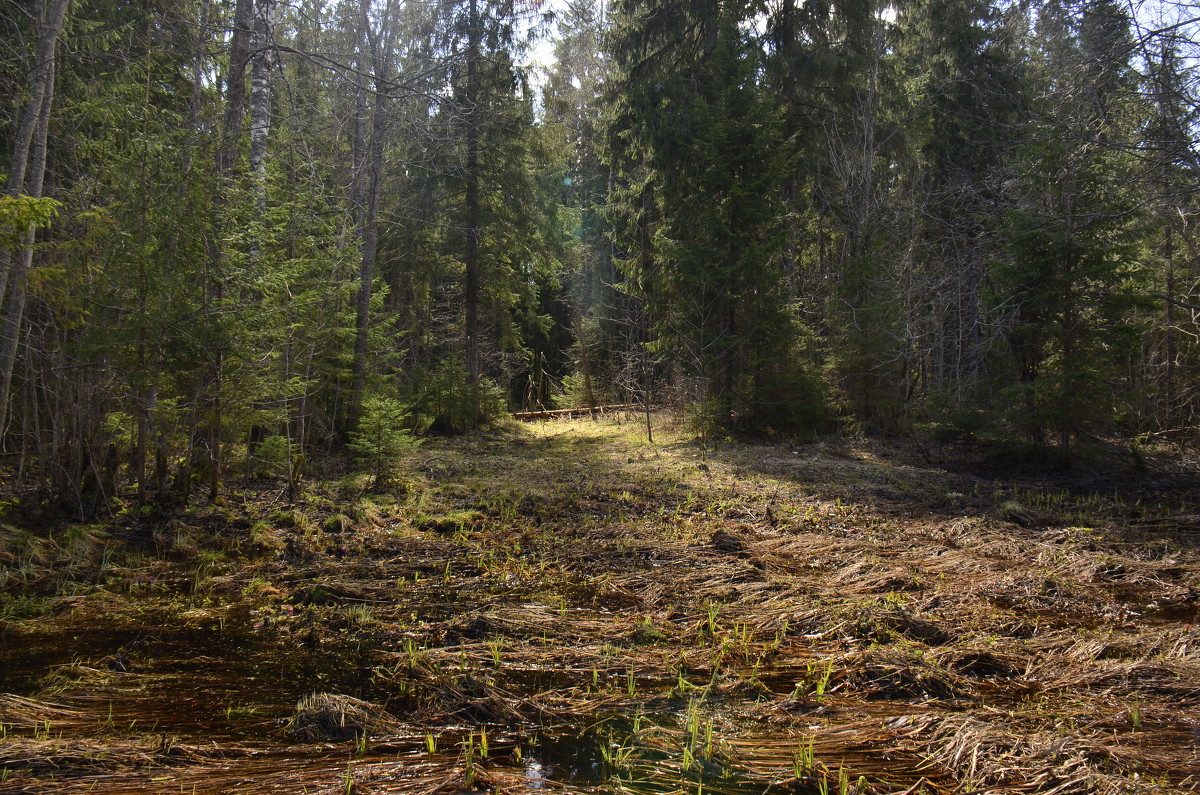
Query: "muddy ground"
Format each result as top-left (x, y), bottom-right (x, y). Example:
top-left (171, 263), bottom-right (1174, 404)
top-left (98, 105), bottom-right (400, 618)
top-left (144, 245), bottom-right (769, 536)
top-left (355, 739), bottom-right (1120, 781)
top-left (2, 414), bottom-right (1199, 794)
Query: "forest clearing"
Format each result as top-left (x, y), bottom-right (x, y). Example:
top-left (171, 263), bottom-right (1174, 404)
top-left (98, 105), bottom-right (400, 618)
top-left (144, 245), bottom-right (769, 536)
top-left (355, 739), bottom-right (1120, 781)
top-left (2, 413), bottom-right (1199, 794)
top-left (5, 0), bottom-right (1200, 789)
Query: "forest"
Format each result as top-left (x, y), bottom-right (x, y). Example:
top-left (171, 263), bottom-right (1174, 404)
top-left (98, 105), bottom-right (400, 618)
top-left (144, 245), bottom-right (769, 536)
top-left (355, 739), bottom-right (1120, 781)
top-left (2, 0), bottom-right (1199, 507)
top-left (4, 0), bottom-right (1200, 793)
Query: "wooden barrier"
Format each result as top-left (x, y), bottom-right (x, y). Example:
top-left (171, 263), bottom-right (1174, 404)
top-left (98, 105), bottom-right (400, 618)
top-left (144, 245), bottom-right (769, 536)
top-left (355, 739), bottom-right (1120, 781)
top-left (511, 404), bottom-right (642, 421)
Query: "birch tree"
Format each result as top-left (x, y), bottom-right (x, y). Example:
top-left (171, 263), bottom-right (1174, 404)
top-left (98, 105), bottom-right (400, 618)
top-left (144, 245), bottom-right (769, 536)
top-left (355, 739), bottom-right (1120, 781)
top-left (0, 0), bottom-right (69, 446)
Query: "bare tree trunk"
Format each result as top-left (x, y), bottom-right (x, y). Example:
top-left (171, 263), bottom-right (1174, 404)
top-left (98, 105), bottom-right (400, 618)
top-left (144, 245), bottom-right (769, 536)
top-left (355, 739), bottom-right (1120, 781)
top-left (350, 0), bottom-right (396, 430)
top-left (183, 0), bottom-right (210, 174)
top-left (135, 342), bottom-right (148, 502)
top-left (464, 0), bottom-right (482, 426)
top-left (346, 49), bottom-right (368, 432)
top-left (350, 88), bottom-right (387, 423)
top-left (1165, 224), bottom-right (1177, 428)
top-left (1060, 187), bottom-right (1076, 456)
top-left (0, 0), bottom-right (68, 212)
top-left (200, 0), bottom-right (254, 502)
top-left (0, 0), bottom-right (65, 446)
top-left (575, 313), bottom-right (595, 407)
top-left (249, 0), bottom-right (275, 213)
top-left (0, 0), bottom-right (65, 201)
top-left (220, 0), bottom-right (255, 174)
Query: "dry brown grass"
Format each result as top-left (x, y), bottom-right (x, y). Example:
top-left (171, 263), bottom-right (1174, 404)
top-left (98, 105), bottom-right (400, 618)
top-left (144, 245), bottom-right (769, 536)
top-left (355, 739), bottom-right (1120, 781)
top-left (2, 414), bottom-right (1200, 793)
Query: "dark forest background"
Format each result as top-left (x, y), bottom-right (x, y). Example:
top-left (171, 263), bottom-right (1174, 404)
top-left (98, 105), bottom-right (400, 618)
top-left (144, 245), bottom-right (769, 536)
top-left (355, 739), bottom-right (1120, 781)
top-left (3, 0), bottom-right (1200, 507)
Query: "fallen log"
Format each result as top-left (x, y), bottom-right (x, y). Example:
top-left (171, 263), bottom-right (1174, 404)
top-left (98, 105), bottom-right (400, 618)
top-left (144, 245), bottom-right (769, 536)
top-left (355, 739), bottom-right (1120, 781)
top-left (512, 404), bottom-right (642, 421)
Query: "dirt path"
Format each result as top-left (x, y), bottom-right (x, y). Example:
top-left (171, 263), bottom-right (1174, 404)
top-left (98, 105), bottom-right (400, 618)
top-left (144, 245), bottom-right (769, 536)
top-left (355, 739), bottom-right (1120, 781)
top-left (2, 415), bottom-right (1199, 793)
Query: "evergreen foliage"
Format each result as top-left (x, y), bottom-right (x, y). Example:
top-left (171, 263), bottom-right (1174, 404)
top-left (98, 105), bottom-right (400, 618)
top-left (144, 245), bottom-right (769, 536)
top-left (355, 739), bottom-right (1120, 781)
top-left (2, 0), bottom-right (1199, 508)
top-left (347, 394), bottom-right (420, 486)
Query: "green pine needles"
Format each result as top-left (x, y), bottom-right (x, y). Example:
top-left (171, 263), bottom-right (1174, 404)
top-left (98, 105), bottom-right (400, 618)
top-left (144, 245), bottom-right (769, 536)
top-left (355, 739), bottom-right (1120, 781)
top-left (347, 395), bottom-right (421, 487)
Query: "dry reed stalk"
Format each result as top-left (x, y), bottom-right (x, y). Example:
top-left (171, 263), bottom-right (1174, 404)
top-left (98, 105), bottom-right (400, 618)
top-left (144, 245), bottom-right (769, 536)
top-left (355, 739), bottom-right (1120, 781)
top-left (0, 693), bottom-right (88, 729)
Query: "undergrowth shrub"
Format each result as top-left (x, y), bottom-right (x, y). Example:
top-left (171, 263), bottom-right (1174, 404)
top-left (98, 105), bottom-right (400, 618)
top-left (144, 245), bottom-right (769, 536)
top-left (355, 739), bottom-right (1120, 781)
top-left (348, 395), bottom-right (421, 486)
top-left (409, 359), bottom-right (508, 434)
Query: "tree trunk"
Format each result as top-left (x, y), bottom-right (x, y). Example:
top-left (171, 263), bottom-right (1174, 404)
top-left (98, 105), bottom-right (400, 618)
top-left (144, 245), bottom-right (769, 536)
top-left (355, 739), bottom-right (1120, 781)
top-left (249, 0), bottom-right (275, 213)
top-left (0, 0), bottom-right (69, 446)
top-left (0, 0), bottom-right (65, 446)
top-left (350, 0), bottom-right (396, 430)
top-left (219, 0), bottom-right (255, 175)
top-left (0, 0), bottom-right (67, 204)
top-left (183, 0), bottom-right (210, 174)
top-left (201, 0), bottom-right (254, 502)
top-left (1165, 224), bottom-right (1176, 428)
top-left (463, 0), bottom-right (482, 426)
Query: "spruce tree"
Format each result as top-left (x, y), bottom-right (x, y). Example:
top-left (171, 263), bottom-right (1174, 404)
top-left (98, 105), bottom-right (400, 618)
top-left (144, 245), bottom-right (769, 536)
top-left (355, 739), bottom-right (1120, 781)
top-left (608, 0), bottom-right (815, 432)
top-left (996, 0), bottom-right (1149, 455)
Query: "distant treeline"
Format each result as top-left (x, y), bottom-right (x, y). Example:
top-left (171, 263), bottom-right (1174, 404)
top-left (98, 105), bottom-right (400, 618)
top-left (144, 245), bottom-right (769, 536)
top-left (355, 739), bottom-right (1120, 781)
top-left (1, 0), bottom-right (1198, 505)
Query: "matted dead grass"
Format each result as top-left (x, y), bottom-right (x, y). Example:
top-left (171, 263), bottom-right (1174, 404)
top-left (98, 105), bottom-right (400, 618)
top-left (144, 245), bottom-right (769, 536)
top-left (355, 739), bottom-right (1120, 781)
top-left (3, 414), bottom-right (1200, 793)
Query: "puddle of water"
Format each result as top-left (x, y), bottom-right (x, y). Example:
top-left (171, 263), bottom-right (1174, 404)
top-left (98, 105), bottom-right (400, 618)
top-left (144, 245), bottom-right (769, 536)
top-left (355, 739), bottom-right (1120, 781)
top-left (1137, 602), bottom-right (1199, 624)
top-left (1, 603), bottom-right (944, 794)
top-left (1, 613), bottom-right (385, 742)
top-left (1110, 585), bottom-right (1200, 625)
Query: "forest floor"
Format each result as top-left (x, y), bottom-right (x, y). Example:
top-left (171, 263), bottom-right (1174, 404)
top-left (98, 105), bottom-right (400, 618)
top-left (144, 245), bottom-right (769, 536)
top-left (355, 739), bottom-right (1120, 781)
top-left (2, 413), bottom-right (1200, 794)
